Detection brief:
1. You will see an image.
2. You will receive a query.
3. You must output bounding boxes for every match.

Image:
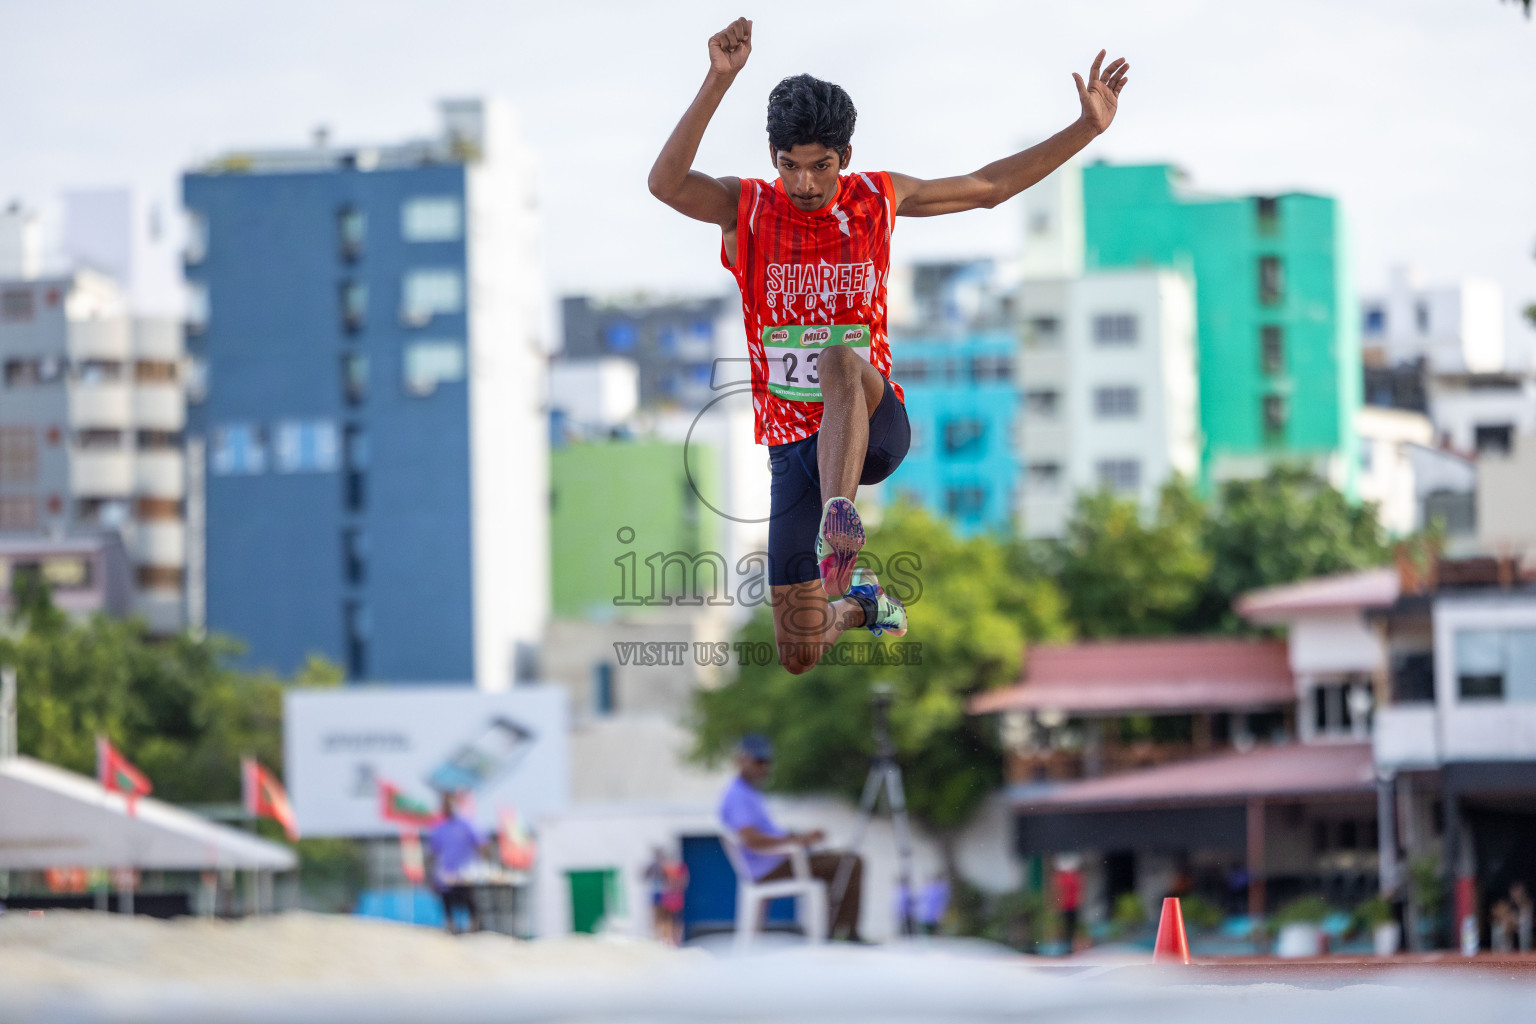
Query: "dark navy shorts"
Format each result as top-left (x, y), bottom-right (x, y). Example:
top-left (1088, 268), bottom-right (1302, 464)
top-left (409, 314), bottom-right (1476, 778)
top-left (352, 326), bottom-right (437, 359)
top-left (767, 379), bottom-right (911, 587)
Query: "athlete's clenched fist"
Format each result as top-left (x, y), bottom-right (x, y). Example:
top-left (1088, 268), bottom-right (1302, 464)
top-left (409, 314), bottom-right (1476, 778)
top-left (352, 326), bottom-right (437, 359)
top-left (708, 17), bottom-right (753, 76)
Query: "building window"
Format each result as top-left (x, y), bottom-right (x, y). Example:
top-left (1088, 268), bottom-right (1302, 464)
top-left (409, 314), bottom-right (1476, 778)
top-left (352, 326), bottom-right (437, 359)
top-left (15, 556), bottom-right (94, 591)
top-left (342, 353), bottom-right (369, 405)
top-left (76, 359), bottom-right (124, 384)
top-left (136, 565), bottom-right (182, 591)
top-left (1312, 679), bottom-right (1371, 736)
top-left (1025, 316), bottom-right (1061, 348)
top-left (401, 197), bottom-right (463, 242)
top-left (1092, 314), bottom-right (1138, 346)
top-left (186, 280), bottom-right (209, 335)
top-left (945, 485), bottom-right (987, 519)
top-left (893, 359), bottom-right (927, 383)
top-left (1261, 325), bottom-right (1284, 375)
top-left (1391, 651), bottom-right (1435, 703)
top-left (1255, 196), bottom-right (1279, 233)
top-left (1027, 462), bottom-right (1062, 491)
top-left (4, 357), bottom-right (66, 387)
top-left (1474, 423), bottom-right (1513, 455)
top-left (135, 497), bottom-right (182, 522)
top-left (341, 280), bottom-right (367, 333)
top-left (136, 429), bottom-right (181, 451)
top-left (1, 287), bottom-right (34, 322)
top-left (211, 423), bottom-right (267, 475)
top-left (338, 205), bottom-right (365, 261)
top-left (593, 663), bottom-right (616, 716)
top-left (0, 427), bottom-right (38, 482)
top-left (401, 269), bottom-right (463, 324)
top-left (77, 497), bottom-right (131, 527)
top-left (343, 424), bottom-right (368, 512)
top-left (345, 601), bottom-right (369, 679)
top-left (1093, 386), bottom-right (1139, 418)
top-left (1259, 256), bottom-right (1284, 305)
top-left (1263, 394), bottom-right (1288, 441)
top-left (0, 496), bottom-right (37, 531)
top-left (970, 354), bottom-right (1014, 382)
top-left (184, 210), bottom-right (208, 265)
top-left (1025, 389), bottom-right (1061, 418)
top-left (604, 320), bottom-right (638, 353)
top-left (134, 360), bottom-right (177, 384)
top-left (1096, 458), bottom-right (1141, 492)
top-left (942, 418), bottom-right (987, 456)
top-left (274, 420), bottom-right (340, 473)
top-left (403, 340), bottom-right (467, 396)
top-left (1363, 306), bottom-right (1385, 336)
top-left (75, 428), bottom-right (125, 451)
top-left (343, 527), bottom-right (367, 585)
top-left (1455, 628), bottom-right (1536, 702)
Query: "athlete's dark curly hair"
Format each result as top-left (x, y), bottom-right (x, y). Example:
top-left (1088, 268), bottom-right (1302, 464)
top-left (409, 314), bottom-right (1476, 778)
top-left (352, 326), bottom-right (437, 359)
top-left (766, 74), bottom-right (857, 156)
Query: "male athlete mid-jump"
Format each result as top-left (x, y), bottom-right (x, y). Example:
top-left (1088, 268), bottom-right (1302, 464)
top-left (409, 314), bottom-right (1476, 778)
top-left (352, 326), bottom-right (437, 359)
top-left (649, 18), bottom-right (1128, 675)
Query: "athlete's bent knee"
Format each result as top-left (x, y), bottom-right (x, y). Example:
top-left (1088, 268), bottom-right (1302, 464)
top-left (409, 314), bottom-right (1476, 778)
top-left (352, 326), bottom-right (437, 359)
top-left (818, 343), bottom-right (858, 376)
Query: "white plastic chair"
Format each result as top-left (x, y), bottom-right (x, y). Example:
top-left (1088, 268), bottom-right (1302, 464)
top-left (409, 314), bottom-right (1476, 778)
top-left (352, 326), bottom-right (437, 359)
top-left (719, 831), bottom-right (827, 951)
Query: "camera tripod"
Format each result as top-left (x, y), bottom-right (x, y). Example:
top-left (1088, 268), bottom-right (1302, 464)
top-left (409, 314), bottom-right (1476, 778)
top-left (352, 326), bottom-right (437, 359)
top-left (828, 684), bottom-right (917, 937)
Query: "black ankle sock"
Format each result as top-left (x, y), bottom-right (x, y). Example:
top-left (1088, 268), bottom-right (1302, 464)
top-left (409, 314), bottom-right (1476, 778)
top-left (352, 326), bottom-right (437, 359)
top-left (849, 591), bottom-right (879, 629)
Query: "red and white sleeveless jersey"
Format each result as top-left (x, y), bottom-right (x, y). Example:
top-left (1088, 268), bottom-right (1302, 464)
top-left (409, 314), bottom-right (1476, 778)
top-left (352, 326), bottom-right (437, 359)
top-left (722, 172), bottom-right (905, 446)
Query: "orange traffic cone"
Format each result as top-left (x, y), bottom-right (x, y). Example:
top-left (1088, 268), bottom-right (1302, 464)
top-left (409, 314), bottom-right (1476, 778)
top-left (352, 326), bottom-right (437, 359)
top-left (1153, 897), bottom-right (1190, 964)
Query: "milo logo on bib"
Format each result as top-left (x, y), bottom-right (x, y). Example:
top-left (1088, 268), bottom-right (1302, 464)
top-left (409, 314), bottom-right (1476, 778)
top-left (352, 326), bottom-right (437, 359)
top-left (760, 323), bottom-right (874, 402)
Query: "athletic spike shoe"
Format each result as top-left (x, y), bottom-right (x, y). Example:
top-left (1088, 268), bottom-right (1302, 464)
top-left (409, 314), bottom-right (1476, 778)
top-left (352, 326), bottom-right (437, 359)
top-left (848, 569), bottom-right (908, 638)
top-left (815, 497), bottom-right (865, 599)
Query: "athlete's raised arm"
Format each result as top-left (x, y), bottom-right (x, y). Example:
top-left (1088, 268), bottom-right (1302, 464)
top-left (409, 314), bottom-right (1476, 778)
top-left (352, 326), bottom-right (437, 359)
top-left (889, 50), bottom-right (1129, 218)
top-left (647, 18), bottom-right (753, 228)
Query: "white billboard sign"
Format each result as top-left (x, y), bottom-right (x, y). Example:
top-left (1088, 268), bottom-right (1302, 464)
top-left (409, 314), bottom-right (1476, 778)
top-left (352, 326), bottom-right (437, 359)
top-left (285, 685), bottom-right (569, 838)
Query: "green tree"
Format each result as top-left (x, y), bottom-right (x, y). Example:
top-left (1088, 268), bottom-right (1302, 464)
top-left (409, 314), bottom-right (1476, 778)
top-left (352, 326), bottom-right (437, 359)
top-left (1191, 464), bottom-right (1391, 631)
top-left (1052, 478), bottom-right (1212, 638)
top-left (0, 580), bottom-right (337, 806)
top-left (692, 502), bottom-right (1069, 856)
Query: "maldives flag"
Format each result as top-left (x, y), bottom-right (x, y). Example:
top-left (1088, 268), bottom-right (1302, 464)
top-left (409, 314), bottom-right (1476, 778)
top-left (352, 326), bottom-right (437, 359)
top-left (378, 781), bottom-right (442, 828)
top-left (96, 736), bottom-right (152, 816)
top-left (242, 757), bottom-right (300, 842)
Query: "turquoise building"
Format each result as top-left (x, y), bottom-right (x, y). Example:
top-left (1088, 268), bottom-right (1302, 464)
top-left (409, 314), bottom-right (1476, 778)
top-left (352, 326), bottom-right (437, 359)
top-left (888, 331), bottom-right (1020, 536)
top-left (1081, 164), bottom-right (1360, 491)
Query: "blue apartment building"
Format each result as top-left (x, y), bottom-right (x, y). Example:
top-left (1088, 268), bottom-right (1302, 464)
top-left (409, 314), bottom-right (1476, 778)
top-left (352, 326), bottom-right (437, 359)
top-left (183, 101), bottom-right (547, 684)
top-left (888, 331), bottom-right (1020, 535)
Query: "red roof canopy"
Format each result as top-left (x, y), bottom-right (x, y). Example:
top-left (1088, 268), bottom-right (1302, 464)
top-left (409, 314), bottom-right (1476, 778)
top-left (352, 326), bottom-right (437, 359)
top-left (1011, 742), bottom-right (1375, 810)
top-left (1236, 568), bottom-right (1399, 624)
top-left (969, 637), bottom-right (1294, 716)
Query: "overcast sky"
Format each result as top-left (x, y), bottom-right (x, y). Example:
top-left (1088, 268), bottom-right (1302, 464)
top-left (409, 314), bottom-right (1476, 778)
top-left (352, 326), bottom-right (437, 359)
top-left (3, 0), bottom-right (1533, 362)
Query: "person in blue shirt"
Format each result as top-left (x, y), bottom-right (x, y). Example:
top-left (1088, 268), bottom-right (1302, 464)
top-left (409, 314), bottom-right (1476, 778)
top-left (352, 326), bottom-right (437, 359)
top-left (427, 793), bottom-right (490, 934)
top-left (719, 734), bottom-right (864, 941)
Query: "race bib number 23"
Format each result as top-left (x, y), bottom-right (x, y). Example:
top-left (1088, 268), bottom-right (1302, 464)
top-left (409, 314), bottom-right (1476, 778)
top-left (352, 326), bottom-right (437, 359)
top-left (762, 324), bottom-right (873, 402)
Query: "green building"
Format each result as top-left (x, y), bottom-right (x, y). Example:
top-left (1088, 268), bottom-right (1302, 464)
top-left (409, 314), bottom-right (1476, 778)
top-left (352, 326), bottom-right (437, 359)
top-left (550, 439), bottom-right (723, 619)
top-left (1082, 163), bottom-right (1360, 491)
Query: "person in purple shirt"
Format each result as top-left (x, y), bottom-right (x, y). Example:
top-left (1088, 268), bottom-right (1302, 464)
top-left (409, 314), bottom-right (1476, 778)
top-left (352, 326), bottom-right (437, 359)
top-left (427, 793), bottom-right (490, 934)
top-left (719, 734), bottom-right (864, 941)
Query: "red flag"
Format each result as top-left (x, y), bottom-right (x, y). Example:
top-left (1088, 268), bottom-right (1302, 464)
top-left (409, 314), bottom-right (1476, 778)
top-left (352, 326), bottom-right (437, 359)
top-left (399, 828), bottom-right (425, 885)
top-left (378, 781), bottom-right (442, 828)
top-left (242, 757), bottom-right (300, 842)
top-left (96, 735), bottom-right (152, 816)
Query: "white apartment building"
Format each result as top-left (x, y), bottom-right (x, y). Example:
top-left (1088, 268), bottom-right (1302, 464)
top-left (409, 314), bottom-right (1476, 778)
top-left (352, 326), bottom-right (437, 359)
top-left (1362, 265), bottom-right (1505, 374)
top-left (1356, 405), bottom-right (1434, 537)
top-left (1425, 371), bottom-right (1536, 457)
top-left (1017, 268), bottom-right (1200, 539)
top-left (0, 264), bottom-right (187, 634)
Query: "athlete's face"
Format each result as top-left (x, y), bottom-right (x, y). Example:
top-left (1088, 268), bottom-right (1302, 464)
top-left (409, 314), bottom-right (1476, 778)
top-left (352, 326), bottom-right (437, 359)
top-left (770, 143), bottom-right (851, 212)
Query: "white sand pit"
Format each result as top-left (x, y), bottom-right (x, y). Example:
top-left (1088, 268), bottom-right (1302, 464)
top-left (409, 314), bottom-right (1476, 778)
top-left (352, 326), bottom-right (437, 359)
top-left (0, 910), bottom-right (686, 989)
top-left (4, 912), bottom-right (1536, 1024)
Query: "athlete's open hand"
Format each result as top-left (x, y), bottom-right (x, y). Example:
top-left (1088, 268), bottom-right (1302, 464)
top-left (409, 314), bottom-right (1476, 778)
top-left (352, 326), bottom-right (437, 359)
top-left (708, 17), bottom-right (753, 77)
top-left (1074, 50), bottom-right (1129, 135)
